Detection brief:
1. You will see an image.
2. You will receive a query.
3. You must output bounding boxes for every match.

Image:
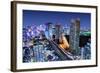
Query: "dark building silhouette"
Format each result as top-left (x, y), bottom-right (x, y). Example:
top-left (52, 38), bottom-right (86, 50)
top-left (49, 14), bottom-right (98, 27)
top-left (53, 24), bottom-right (63, 44)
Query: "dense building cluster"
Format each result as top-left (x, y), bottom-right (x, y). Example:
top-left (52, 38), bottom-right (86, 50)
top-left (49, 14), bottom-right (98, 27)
top-left (22, 19), bottom-right (91, 63)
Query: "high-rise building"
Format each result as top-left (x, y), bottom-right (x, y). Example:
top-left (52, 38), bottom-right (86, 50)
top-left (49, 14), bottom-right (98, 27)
top-left (63, 26), bottom-right (70, 35)
top-left (45, 22), bottom-right (53, 39)
top-left (69, 18), bottom-right (80, 55)
top-left (54, 24), bottom-right (63, 44)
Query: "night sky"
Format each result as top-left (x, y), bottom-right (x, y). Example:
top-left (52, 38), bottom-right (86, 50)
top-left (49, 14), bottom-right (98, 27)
top-left (23, 10), bottom-right (91, 29)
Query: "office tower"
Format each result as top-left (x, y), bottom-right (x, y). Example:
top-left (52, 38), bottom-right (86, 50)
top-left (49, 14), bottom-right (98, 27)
top-left (69, 18), bottom-right (80, 56)
top-left (45, 22), bottom-right (53, 39)
top-left (54, 24), bottom-right (63, 44)
top-left (63, 26), bottom-right (70, 35)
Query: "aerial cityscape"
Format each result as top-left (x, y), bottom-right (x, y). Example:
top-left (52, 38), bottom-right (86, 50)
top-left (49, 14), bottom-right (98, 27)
top-left (22, 10), bottom-right (91, 63)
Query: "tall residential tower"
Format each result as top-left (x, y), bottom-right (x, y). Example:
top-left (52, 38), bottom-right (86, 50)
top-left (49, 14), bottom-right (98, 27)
top-left (69, 18), bottom-right (80, 55)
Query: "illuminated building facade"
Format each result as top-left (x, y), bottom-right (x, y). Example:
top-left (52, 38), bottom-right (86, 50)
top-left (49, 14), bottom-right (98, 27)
top-left (69, 18), bottom-right (80, 55)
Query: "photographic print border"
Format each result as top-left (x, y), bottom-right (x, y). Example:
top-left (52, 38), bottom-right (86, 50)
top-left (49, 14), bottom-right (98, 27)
top-left (11, 1), bottom-right (98, 72)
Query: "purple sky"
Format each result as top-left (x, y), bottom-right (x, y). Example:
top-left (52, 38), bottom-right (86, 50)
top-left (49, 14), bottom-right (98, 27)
top-left (23, 10), bottom-right (91, 30)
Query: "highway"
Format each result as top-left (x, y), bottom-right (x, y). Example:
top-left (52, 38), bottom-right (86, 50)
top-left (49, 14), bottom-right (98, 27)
top-left (48, 39), bottom-right (74, 60)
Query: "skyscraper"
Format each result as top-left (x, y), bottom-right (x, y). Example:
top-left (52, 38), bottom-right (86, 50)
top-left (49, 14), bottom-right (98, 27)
top-left (54, 24), bottom-right (63, 44)
top-left (69, 18), bottom-right (80, 56)
top-left (63, 26), bottom-right (70, 35)
top-left (45, 22), bottom-right (53, 39)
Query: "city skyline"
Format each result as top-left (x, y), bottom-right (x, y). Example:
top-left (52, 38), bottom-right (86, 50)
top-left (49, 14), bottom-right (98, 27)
top-left (22, 10), bottom-right (91, 62)
top-left (23, 10), bottom-right (91, 30)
